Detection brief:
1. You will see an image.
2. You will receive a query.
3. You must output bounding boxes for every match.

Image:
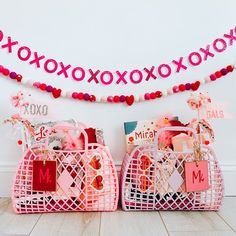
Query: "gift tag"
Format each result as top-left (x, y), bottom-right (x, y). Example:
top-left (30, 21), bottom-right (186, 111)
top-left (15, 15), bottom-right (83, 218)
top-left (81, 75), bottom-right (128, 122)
top-left (32, 160), bottom-right (57, 191)
top-left (184, 160), bottom-right (209, 192)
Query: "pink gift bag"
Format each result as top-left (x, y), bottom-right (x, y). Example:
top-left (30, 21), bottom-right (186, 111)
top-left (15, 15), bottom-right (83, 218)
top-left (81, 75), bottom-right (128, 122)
top-left (12, 124), bottom-right (118, 214)
top-left (120, 126), bottom-right (224, 211)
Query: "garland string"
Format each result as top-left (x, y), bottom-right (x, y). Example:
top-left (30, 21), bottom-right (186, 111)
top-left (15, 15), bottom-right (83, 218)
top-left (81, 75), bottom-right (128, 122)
top-left (0, 64), bottom-right (234, 106)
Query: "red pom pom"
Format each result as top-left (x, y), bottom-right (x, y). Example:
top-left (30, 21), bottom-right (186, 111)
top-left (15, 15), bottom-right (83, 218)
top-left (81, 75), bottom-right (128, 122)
top-left (113, 96), bottom-right (120, 103)
top-left (2, 68), bottom-right (10, 76)
top-left (90, 95), bottom-right (96, 102)
top-left (72, 92), bottom-right (78, 99)
top-left (226, 65), bottom-right (234, 72)
top-left (39, 83), bottom-right (47, 91)
top-left (215, 71), bottom-right (222, 78)
top-left (150, 92), bottom-right (156, 99)
top-left (144, 93), bottom-right (150, 100)
top-left (173, 86), bottom-right (179, 93)
top-left (179, 84), bottom-right (186, 92)
top-left (17, 140), bottom-right (23, 145)
top-left (155, 91), bottom-right (162, 98)
top-left (16, 74), bottom-right (23, 82)
top-left (77, 93), bottom-right (84, 100)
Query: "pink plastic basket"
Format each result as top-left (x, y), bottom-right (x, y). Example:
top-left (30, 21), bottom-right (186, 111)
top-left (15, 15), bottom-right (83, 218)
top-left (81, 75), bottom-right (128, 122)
top-left (120, 126), bottom-right (224, 211)
top-left (12, 125), bottom-right (119, 213)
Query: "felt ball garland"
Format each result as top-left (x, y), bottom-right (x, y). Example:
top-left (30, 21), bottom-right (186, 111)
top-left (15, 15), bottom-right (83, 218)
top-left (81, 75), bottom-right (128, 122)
top-left (0, 64), bottom-right (234, 106)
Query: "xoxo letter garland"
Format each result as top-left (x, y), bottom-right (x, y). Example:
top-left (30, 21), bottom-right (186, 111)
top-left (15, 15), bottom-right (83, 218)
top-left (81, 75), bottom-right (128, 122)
top-left (0, 27), bottom-right (235, 85)
top-left (0, 63), bottom-right (234, 106)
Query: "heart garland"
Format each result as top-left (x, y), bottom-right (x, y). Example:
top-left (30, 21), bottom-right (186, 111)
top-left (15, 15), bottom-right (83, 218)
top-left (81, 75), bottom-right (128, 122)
top-left (52, 88), bottom-right (62, 99)
top-left (0, 64), bottom-right (234, 106)
top-left (126, 95), bottom-right (134, 106)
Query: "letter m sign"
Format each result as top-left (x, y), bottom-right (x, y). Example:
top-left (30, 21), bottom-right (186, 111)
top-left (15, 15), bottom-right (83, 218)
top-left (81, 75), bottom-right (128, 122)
top-left (32, 160), bottom-right (57, 191)
top-left (184, 160), bottom-right (209, 192)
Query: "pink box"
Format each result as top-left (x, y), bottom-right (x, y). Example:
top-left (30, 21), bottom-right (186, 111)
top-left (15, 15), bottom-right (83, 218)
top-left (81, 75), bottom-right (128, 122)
top-left (172, 133), bottom-right (194, 152)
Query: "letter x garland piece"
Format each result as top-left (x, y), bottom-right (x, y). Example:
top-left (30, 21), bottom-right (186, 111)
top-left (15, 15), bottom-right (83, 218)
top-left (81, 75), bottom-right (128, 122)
top-left (0, 27), bottom-right (236, 85)
top-left (0, 64), bottom-right (234, 106)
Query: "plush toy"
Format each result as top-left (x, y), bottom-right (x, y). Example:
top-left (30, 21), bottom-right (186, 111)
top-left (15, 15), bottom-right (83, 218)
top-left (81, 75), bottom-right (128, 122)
top-left (62, 133), bottom-right (84, 150)
top-left (157, 115), bottom-right (186, 149)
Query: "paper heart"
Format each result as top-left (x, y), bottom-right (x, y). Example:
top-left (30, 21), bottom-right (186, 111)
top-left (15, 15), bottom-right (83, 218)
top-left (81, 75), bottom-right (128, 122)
top-left (139, 175), bottom-right (153, 192)
top-left (139, 154), bottom-right (152, 171)
top-left (89, 155), bottom-right (102, 170)
top-left (126, 95), bottom-right (134, 106)
top-left (91, 175), bottom-right (103, 191)
top-left (52, 88), bottom-right (61, 98)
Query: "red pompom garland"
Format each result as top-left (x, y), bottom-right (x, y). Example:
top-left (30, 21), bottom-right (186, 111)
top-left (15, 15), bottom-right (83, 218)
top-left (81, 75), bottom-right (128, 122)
top-left (0, 64), bottom-right (234, 106)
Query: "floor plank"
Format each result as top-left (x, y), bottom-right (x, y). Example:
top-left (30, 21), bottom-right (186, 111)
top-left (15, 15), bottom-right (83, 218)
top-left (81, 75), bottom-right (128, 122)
top-left (169, 231), bottom-right (236, 236)
top-left (160, 211), bottom-right (232, 232)
top-left (218, 197), bottom-right (236, 232)
top-left (29, 212), bottom-right (101, 236)
top-left (0, 198), bottom-right (40, 235)
top-left (1, 197), bottom-right (236, 236)
top-left (100, 210), bottom-right (168, 236)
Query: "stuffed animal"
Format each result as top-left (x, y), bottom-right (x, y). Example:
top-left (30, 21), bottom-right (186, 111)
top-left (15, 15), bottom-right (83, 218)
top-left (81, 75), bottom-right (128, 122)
top-left (157, 116), bottom-right (186, 150)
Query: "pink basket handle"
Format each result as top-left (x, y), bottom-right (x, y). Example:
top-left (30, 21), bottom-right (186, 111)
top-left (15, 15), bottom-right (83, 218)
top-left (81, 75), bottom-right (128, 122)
top-left (153, 126), bottom-right (198, 152)
top-left (44, 123), bottom-right (89, 151)
top-left (75, 122), bottom-right (87, 129)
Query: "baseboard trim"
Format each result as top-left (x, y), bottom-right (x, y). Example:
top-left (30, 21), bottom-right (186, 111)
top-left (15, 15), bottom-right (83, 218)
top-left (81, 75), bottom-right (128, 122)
top-left (0, 163), bottom-right (18, 173)
top-left (0, 163), bottom-right (235, 197)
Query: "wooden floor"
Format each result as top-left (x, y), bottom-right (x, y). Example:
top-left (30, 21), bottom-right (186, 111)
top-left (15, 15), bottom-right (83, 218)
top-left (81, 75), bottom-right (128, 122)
top-left (0, 197), bottom-right (236, 236)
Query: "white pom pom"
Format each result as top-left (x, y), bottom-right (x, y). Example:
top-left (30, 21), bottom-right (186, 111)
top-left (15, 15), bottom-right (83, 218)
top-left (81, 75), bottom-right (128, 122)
top-left (66, 91), bottom-right (72, 98)
top-left (61, 90), bottom-right (67, 97)
top-left (139, 95), bottom-right (144, 101)
top-left (204, 76), bottom-right (211, 83)
top-left (27, 80), bottom-right (34, 86)
top-left (199, 78), bottom-right (205, 85)
top-left (162, 90), bottom-right (168, 97)
top-left (134, 95), bottom-right (139, 102)
top-left (100, 96), bottom-right (107, 103)
top-left (21, 77), bottom-right (28, 84)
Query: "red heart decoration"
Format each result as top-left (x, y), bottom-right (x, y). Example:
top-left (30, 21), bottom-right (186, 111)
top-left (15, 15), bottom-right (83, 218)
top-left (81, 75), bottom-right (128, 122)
top-left (139, 155), bottom-right (152, 171)
top-left (191, 83), bottom-right (197, 91)
top-left (191, 81), bottom-right (200, 91)
top-left (89, 155), bottom-right (102, 170)
top-left (52, 88), bottom-right (61, 99)
top-left (139, 175), bottom-right (153, 192)
top-left (126, 95), bottom-right (134, 106)
top-left (91, 175), bottom-right (103, 191)
top-left (195, 80), bottom-right (200, 89)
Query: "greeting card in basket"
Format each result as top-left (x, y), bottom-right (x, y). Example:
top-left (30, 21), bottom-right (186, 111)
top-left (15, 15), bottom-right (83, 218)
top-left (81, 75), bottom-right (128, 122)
top-left (124, 116), bottom-right (184, 153)
top-left (31, 119), bottom-right (76, 145)
top-left (124, 119), bottom-right (159, 153)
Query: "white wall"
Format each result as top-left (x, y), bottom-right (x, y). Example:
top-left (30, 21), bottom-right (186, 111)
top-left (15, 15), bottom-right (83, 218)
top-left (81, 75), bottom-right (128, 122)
top-left (0, 0), bottom-right (236, 196)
